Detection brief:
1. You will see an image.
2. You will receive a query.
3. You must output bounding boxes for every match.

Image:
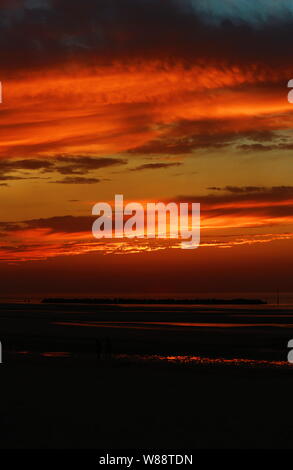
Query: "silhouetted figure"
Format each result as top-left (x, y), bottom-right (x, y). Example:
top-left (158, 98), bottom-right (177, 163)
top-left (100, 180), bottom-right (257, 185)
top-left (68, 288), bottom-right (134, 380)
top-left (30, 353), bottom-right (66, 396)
top-left (100, 337), bottom-right (112, 361)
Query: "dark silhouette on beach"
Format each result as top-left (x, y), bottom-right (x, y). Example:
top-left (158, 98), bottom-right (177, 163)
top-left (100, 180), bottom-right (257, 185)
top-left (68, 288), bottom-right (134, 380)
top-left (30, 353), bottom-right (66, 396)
top-left (95, 338), bottom-right (113, 361)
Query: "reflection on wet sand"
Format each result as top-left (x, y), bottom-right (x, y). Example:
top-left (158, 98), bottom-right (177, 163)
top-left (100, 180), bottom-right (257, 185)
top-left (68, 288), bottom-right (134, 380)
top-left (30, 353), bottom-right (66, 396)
top-left (9, 350), bottom-right (71, 358)
top-left (53, 320), bottom-right (293, 329)
top-left (8, 349), bottom-right (293, 369)
top-left (117, 354), bottom-right (293, 368)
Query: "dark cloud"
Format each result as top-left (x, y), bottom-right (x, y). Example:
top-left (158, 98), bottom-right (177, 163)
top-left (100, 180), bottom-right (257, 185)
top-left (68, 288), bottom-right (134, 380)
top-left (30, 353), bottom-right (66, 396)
top-left (51, 176), bottom-right (101, 184)
top-left (128, 121), bottom-right (286, 155)
top-left (175, 186), bottom-right (293, 219)
top-left (0, 159), bottom-right (54, 172)
top-left (1, 0), bottom-right (293, 74)
top-left (180, 185), bottom-right (293, 201)
top-left (204, 187), bottom-right (293, 219)
top-left (0, 215), bottom-right (94, 234)
top-left (0, 156), bottom-right (126, 173)
top-left (131, 162), bottom-right (182, 171)
top-left (54, 156), bottom-right (127, 174)
top-left (237, 141), bottom-right (293, 152)
top-left (0, 156), bottom-right (127, 183)
top-left (237, 143), bottom-right (276, 152)
top-left (207, 186), bottom-right (267, 193)
top-left (21, 215), bottom-right (94, 233)
top-left (0, 175), bottom-right (27, 181)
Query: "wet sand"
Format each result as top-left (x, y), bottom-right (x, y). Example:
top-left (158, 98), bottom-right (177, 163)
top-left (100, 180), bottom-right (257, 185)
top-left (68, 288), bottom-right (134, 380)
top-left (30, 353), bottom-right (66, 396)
top-left (1, 302), bottom-right (293, 361)
top-left (1, 358), bottom-right (293, 449)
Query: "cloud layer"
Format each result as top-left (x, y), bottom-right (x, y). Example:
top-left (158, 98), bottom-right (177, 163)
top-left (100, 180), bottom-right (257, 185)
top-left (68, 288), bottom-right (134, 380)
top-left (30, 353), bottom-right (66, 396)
top-left (1, 186), bottom-right (292, 261)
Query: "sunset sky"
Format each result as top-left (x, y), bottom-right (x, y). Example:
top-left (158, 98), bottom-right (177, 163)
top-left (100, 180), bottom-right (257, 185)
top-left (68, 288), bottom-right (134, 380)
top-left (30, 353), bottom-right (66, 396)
top-left (0, 0), bottom-right (292, 297)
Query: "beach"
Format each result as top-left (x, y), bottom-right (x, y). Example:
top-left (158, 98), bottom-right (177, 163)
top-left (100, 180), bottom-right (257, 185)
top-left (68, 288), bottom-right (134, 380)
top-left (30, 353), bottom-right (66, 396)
top-left (1, 301), bottom-right (293, 448)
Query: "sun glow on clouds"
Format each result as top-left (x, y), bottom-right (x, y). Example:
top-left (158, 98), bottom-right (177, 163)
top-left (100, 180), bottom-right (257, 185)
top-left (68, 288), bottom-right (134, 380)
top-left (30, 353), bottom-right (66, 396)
top-left (1, 198), bottom-right (293, 262)
top-left (1, 62), bottom-right (292, 158)
top-left (1, 3), bottom-right (293, 266)
top-left (1, 230), bottom-right (293, 263)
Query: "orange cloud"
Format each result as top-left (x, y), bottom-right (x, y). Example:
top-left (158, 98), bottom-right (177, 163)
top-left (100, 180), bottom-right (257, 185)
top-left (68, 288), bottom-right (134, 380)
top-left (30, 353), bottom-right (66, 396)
top-left (1, 62), bottom-right (292, 158)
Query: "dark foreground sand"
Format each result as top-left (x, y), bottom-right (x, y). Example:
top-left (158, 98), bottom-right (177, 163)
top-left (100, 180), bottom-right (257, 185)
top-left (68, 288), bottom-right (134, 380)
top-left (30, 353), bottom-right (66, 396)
top-left (1, 302), bottom-right (293, 449)
top-left (1, 357), bottom-right (293, 449)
